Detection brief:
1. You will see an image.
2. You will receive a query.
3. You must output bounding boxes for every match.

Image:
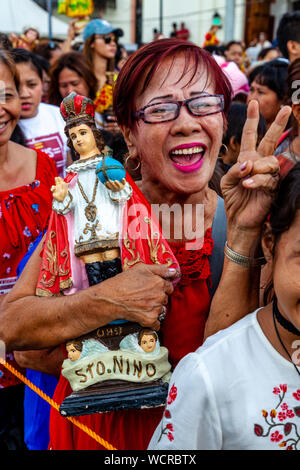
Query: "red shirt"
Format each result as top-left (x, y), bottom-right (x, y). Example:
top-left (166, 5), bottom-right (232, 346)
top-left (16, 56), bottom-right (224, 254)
top-left (0, 150), bottom-right (57, 388)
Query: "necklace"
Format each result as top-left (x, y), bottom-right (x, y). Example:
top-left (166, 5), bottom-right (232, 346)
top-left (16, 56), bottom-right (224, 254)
top-left (272, 298), bottom-right (300, 378)
top-left (273, 295), bottom-right (300, 336)
top-left (77, 175), bottom-right (99, 222)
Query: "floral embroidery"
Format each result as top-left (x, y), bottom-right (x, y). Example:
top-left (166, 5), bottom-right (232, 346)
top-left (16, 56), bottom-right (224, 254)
top-left (254, 384), bottom-right (300, 450)
top-left (157, 383), bottom-right (177, 443)
top-left (167, 384), bottom-right (177, 405)
top-left (293, 390), bottom-right (300, 401)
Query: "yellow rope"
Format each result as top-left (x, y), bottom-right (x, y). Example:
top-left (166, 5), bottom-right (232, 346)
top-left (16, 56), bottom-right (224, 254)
top-left (0, 358), bottom-right (117, 450)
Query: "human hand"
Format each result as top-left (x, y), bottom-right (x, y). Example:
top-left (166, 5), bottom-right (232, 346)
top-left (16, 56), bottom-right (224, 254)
top-left (221, 101), bottom-right (291, 233)
top-left (67, 19), bottom-right (77, 40)
top-left (98, 263), bottom-right (178, 330)
top-left (51, 177), bottom-right (69, 202)
top-left (105, 178), bottom-right (126, 192)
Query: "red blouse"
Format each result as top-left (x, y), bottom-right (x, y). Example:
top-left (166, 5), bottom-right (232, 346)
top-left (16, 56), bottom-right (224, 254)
top-left (49, 230), bottom-right (214, 450)
top-left (0, 150), bottom-right (57, 388)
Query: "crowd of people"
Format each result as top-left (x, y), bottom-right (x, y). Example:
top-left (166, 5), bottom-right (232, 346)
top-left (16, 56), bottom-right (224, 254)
top-left (0, 9), bottom-right (300, 451)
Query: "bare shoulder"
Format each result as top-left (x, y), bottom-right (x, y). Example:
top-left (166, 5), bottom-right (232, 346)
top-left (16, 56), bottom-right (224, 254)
top-left (10, 141), bottom-right (37, 163)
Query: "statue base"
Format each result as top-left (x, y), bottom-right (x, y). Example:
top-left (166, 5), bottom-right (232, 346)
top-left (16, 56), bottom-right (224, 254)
top-left (59, 322), bottom-right (171, 417)
top-left (59, 379), bottom-right (168, 417)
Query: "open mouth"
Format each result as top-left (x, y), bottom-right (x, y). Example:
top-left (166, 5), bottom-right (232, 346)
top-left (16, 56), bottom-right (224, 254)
top-left (169, 145), bottom-right (207, 173)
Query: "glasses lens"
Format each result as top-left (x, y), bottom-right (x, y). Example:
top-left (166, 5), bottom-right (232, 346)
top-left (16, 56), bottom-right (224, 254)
top-left (188, 95), bottom-right (223, 115)
top-left (104, 36), bottom-right (114, 44)
top-left (144, 102), bottom-right (177, 122)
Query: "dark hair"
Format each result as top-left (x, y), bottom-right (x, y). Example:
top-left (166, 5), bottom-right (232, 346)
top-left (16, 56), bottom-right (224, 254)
top-left (33, 40), bottom-right (61, 62)
top-left (257, 47), bottom-right (279, 61)
top-left (83, 35), bottom-right (115, 74)
top-left (269, 162), bottom-right (300, 246)
top-left (35, 54), bottom-right (50, 74)
top-left (0, 33), bottom-right (12, 51)
top-left (263, 162), bottom-right (300, 303)
top-left (287, 57), bottom-right (300, 105)
top-left (114, 38), bottom-right (232, 129)
top-left (48, 51), bottom-right (98, 106)
top-left (248, 59), bottom-right (288, 101)
top-left (0, 48), bottom-right (20, 90)
top-left (224, 40), bottom-right (244, 52)
top-left (11, 124), bottom-right (26, 146)
top-left (222, 102), bottom-right (266, 151)
top-left (11, 48), bottom-right (43, 81)
top-left (276, 11), bottom-right (300, 59)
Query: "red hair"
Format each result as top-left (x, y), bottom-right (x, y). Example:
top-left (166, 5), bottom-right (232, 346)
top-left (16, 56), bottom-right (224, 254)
top-left (113, 38), bottom-right (232, 128)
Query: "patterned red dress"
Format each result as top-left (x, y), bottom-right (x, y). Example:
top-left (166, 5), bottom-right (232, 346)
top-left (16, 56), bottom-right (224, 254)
top-left (0, 150), bottom-right (57, 388)
top-left (49, 230), bottom-right (214, 450)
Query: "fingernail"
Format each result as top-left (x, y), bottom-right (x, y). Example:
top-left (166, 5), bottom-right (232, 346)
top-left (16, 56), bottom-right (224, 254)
top-left (240, 161), bottom-right (247, 171)
top-left (245, 178), bottom-right (254, 185)
top-left (168, 268), bottom-right (177, 274)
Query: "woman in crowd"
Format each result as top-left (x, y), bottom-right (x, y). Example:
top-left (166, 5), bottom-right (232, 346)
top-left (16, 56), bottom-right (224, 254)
top-left (11, 48), bottom-right (70, 176)
top-left (149, 162), bottom-right (300, 450)
top-left (0, 39), bottom-right (291, 450)
top-left (0, 48), bottom-right (57, 449)
top-left (274, 58), bottom-right (300, 174)
top-left (224, 40), bottom-right (245, 70)
top-left (247, 59), bottom-right (289, 130)
top-left (82, 18), bottom-right (122, 133)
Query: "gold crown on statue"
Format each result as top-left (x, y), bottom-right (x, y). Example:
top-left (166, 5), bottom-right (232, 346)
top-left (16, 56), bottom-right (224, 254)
top-left (60, 92), bottom-right (95, 126)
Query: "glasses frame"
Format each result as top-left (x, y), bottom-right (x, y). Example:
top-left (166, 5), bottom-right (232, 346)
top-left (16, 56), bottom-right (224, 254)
top-left (134, 94), bottom-right (225, 124)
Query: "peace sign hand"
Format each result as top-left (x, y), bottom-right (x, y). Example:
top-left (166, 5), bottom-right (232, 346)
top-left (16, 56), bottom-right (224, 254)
top-left (221, 100), bottom-right (291, 232)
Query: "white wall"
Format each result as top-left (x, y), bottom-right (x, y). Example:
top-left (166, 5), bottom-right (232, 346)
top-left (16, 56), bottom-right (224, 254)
top-left (103, 0), bottom-right (132, 44)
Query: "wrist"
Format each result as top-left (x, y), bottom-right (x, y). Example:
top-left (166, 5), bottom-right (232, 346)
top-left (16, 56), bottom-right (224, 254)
top-left (227, 225), bottom-right (262, 257)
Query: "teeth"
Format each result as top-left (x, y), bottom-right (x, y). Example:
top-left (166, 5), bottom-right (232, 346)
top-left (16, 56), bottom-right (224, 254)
top-left (0, 122), bottom-right (7, 129)
top-left (172, 147), bottom-right (204, 155)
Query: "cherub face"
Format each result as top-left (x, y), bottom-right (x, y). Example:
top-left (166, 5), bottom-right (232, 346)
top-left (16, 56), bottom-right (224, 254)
top-left (140, 333), bottom-right (157, 353)
top-left (66, 343), bottom-right (81, 361)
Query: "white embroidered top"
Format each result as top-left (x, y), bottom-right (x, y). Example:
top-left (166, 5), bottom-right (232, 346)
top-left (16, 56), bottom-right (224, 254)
top-left (149, 310), bottom-right (300, 450)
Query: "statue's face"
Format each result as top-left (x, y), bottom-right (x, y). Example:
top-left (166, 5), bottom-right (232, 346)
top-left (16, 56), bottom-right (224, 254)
top-left (69, 123), bottom-right (97, 157)
top-left (140, 333), bottom-right (157, 353)
top-left (66, 343), bottom-right (81, 361)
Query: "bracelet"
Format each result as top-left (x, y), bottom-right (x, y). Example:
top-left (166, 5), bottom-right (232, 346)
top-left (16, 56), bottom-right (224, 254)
top-left (224, 241), bottom-right (266, 267)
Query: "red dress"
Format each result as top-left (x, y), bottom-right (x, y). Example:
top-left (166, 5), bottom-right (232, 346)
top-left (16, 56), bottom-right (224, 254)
top-left (49, 230), bottom-right (214, 450)
top-left (0, 150), bottom-right (57, 388)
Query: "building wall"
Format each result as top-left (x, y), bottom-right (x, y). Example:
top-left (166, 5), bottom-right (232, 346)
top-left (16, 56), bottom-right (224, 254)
top-left (142, 0), bottom-right (246, 45)
top-left (103, 0), bottom-right (132, 44)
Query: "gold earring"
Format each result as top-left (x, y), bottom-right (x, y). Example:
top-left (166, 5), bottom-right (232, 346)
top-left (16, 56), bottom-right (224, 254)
top-left (125, 153), bottom-right (141, 171)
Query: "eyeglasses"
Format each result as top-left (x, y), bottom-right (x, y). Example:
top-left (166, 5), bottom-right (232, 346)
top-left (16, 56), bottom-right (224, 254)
top-left (94, 34), bottom-right (116, 44)
top-left (134, 94), bottom-right (224, 124)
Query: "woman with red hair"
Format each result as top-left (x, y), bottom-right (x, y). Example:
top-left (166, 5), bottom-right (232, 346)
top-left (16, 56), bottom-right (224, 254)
top-left (0, 39), bottom-right (291, 450)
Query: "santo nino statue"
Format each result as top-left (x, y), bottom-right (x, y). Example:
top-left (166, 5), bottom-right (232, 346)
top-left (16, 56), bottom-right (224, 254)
top-left (50, 92), bottom-right (132, 286)
top-left (35, 92), bottom-right (179, 416)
